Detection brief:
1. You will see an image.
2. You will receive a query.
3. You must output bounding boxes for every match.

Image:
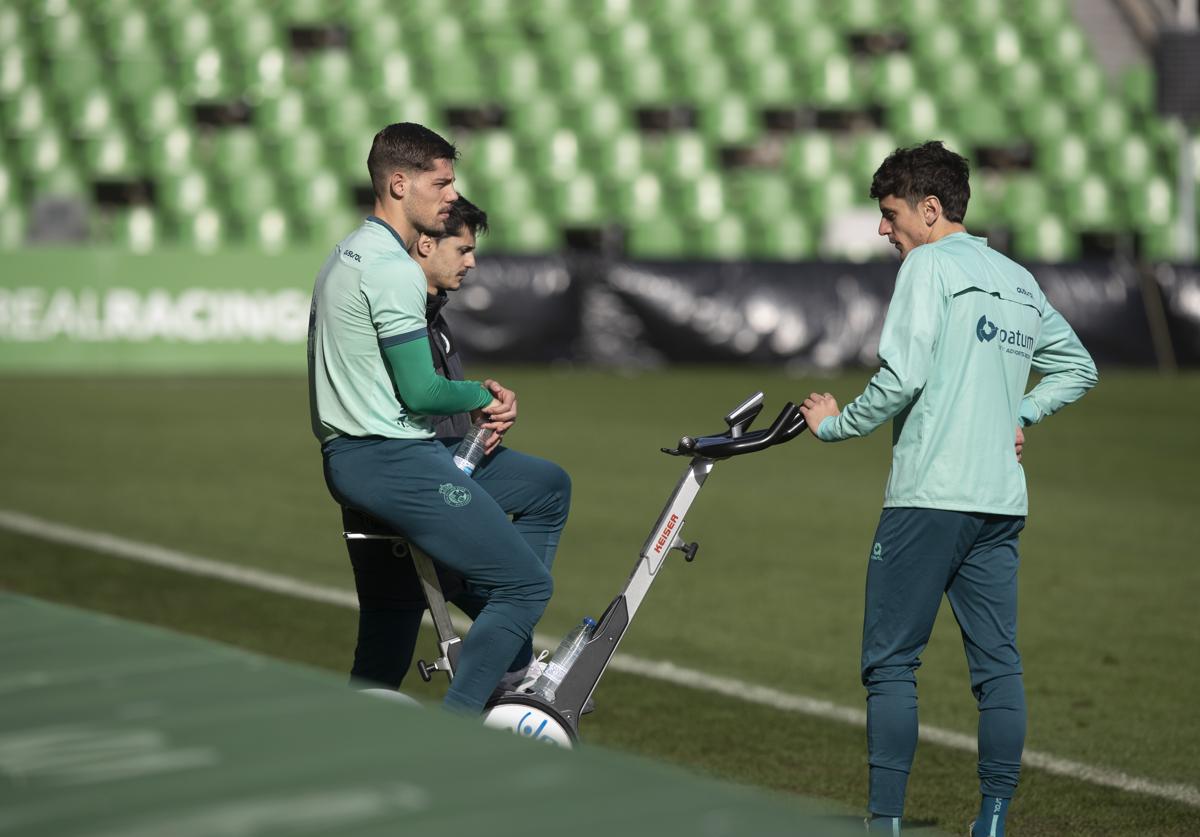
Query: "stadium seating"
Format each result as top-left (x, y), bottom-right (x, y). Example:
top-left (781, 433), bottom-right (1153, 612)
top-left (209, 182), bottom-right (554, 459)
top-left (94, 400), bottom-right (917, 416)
top-left (0, 0), bottom-right (1193, 261)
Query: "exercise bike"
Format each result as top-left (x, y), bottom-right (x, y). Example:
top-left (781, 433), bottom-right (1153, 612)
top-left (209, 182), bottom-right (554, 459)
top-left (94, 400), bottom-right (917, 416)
top-left (344, 392), bottom-right (807, 747)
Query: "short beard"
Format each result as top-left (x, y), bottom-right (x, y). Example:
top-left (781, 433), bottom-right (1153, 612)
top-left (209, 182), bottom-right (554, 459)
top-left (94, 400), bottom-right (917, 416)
top-left (412, 214), bottom-right (446, 239)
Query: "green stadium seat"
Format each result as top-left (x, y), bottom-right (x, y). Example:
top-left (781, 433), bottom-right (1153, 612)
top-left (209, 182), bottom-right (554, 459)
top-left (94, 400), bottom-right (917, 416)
top-left (975, 21), bottom-right (1025, 71)
top-left (614, 54), bottom-right (671, 105)
top-left (833, 0), bottom-right (890, 30)
top-left (242, 46), bottom-right (289, 101)
top-left (726, 20), bottom-right (778, 72)
top-left (375, 52), bottom-right (417, 104)
top-left (801, 169), bottom-right (859, 220)
top-left (178, 47), bottom-right (232, 102)
top-left (545, 128), bottom-right (582, 180)
top-left (869, 53), bottom-right (919, 107)
top-left (625, 215), bottom-right (685, 258)
top-left (744, 54), bottom-right (798, 107)
top-left (0, 45), bottom-right (32, 100)
top-left (1120, 63), bottom-right (1155, 116)
top-left (676, 56), bottom-right (731, 108)
top-left (699, 96), bottom-right (760, 145)
top-left (964, 172), bottom-right (1005, 228)
top-left (224, 169), bottom-right (280, 231)
top-left (573, 94), bottom-right (629, 145)
top-left (275, 129), bottom-right (327, 178)
top-left (322, 92), bottom-right (373, 148)
top-left (164, 9), bottom-right (218, 60)
top-left (40, 8), bottom-right (89, 54)
top-left (655, 131), bottom-right (713, 184)
top-left (954, 98), bottom-right (1010, 146)
top-left (251, 207), bottom-right (290, 251)
top-left (750, 212), bottom-right (816, 260)
top-left (1036, 133), bottom-right (1090, 185)
top-left (886, 91), bottom-right (943, 144)
top-left (806, 52), bottom-right (864, 108)
top-left (849, 132), bottom-right (899, 185)
top-left (351, 14), bottom-right (406, 67)
top-left (0, 204), bottom-right (25, 249)
top-left (209, 128), bottom-right (261, 184)
top-left (4, 86), bottom-right (47, 137)
top-left (658, 19), bottom-right (713, 71)
top-left (159, 169), bottom-right (213, 219)
top-left (1000, 173), bottom-right (1050, 226)
top-left (293, 169), bottom-right (347, 229)
top-left (495, 51), bottom-right (543, 105)
top-left (505, 210), bottom-right (557, 253)
top-left (555, 52), bottom-right (609, 105)
top-left (0, 162), bottom-right (18, 208)
top-left (507, 98), bottom-right (563, 146)
top-left (1057, 61), bottom-right (1106, 111)
top-left (113, 54), bottom-right (170, 104)
top-left (784, 133), bottom-right (836, 185)
top-left (678, 171), bottom-right (726, 224)
top-left (147, 126), bottom-right (197, 179)
top-left (69, 89), bottom-right (119, 139)
top-left (304, 50), bottom-right (356, 106)
top-left (224, 11), bottom-right (281, 63)
top-left (1063, 173), bottom-right (1116, 230)
top-left (256, 89), bottom-right (309, 140)
top-left (112, 206), bottom-right (159, 252)
top-left (1082, 99), bottom-right (1130, 150)
top-left (84, 130), bottom-right (137, 178)
top-left (1012, 214), bottom-right (1079, 261)
top-left (1126, 175), bottom-right (1174, 230)
top-left (910, 22), bottom-right (966, 73)
top-left (553, 173), bottom-right (603, 224)
top-left (615, 171), bottom-right (664, 223)
top-left (591, 130), bottom-right (645, 184)
top-left (692, 213), bottom-right (748, 260)
top-left (994, 58), bottom-right (1044, 111)
top-left (728, 171), bottom-right (796, 227)
top-left (1105, 134), bottom-right (1156, 188)
top-left (0, 5), bottom-right (25, 48)
top-left (16, 127), bottom-right (67, 182)
top-left (183, 206), bottom-right (226, 252)
top-left (47, 53), bottom-right (105, 102)
top-left (102, 8), bottom-right (154, 59)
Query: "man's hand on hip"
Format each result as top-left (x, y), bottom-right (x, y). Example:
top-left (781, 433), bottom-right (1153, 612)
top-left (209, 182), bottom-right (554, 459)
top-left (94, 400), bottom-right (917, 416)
top-left (1015, 426), bottom-right (1024, 463)
top-left (799, 392), bottom-right (840, 439)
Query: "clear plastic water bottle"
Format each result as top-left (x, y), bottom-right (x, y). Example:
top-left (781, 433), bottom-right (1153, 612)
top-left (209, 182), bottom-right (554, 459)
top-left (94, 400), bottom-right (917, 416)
top-left (532, 617), bottom-right (597, 702)
top-left (453, 424), bottom-right (493, 476)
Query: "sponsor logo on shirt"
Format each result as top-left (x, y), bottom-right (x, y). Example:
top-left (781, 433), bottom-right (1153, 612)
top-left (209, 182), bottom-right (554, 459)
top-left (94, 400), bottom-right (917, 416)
top-left (976, 314), bottom-right (1034, 358)
top-left (871, 542), bottom-right (883, 562)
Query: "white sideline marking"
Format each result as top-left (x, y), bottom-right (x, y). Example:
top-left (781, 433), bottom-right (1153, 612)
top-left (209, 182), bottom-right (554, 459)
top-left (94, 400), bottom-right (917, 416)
top-left (3, 507), bottom-right (1198, 809)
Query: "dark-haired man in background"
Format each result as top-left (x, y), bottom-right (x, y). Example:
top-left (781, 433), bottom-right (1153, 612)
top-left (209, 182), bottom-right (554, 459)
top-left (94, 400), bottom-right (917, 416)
top-left (798, 141), bottom-right (1098, 836)
top-left (308, 122), bottom-right (557, 714)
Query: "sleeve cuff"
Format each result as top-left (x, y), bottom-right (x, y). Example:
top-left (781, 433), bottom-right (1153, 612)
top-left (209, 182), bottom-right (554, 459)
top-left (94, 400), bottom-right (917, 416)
top-left (816, 415), bottom-right (838, 441)
top-left (1018, 400), bottom-right (1039, 427)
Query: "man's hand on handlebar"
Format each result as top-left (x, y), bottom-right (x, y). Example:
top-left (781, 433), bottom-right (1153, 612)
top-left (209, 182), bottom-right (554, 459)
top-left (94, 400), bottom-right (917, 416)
top-left (799, 392), bottom-right (840, 439)
top-left (478, 379), bottom-right (517, 454)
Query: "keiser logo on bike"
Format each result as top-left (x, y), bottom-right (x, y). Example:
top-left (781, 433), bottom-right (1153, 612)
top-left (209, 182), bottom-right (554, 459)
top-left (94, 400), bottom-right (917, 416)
top-left (654, 514), bottom-right (680, 554)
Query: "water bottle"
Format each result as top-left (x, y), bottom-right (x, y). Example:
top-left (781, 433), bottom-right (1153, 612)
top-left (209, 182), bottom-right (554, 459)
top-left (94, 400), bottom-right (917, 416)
top-left (453, 424), bottom-right (493, 476)
top-left (532, 617), bottom-right (597, 702)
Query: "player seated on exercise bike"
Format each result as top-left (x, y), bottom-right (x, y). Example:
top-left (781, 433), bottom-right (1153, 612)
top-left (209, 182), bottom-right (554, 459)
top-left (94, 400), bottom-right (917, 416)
top-left (343, 195), bottom-right (572, 701)
top-left (308, 123), bottom-right (569, 713)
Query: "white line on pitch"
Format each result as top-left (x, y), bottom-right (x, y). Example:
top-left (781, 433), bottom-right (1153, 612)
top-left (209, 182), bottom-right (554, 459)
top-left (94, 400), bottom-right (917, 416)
top-left (2, 507), bottom-right (1197, 810)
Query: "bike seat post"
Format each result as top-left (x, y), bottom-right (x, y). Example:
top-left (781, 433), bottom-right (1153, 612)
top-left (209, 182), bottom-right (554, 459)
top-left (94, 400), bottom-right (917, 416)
top-left (341, 510), bottom-right (462, 681)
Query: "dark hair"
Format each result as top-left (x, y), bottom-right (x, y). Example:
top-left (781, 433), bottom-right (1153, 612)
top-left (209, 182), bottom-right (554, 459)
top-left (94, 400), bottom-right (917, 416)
top-left (869, 141), bottom-right (970, 223)
top-left (367, 122), bottom-right (459, 199)
top-left (443, 195), bottom-right (489, 239)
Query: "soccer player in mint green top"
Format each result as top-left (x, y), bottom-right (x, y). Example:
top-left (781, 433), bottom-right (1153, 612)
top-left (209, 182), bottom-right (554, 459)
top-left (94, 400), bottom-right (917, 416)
top-left (308, 122), bottom-right (557, 714)
top-left (799, 142), bottom-right (1097, 837)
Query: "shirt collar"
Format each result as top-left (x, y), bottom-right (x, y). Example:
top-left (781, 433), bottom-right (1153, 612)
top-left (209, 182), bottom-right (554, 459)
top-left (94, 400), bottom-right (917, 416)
top-left (366, 215), bottom-right (408, 250)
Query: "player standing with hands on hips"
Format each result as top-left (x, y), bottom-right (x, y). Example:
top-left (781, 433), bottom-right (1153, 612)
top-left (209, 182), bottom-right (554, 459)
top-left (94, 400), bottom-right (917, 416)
top-left (308, 122), bottom-right (556, 714)
top-left (798, 142), bottom-right (1098, 837)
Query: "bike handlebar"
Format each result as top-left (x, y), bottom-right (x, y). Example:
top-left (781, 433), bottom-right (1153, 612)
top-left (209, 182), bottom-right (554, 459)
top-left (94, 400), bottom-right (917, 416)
top-left (661, 395), bottom-right (808, 459)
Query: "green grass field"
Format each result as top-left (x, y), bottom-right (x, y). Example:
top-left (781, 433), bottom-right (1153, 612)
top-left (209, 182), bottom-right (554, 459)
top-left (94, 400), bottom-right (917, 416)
top-left (2, 369), bottom-right (1198, 835)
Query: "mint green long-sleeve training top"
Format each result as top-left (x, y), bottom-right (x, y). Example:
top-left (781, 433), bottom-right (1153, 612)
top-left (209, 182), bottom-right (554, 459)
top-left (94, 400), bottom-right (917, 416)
top-left (307, 216), bottom-right (492, 444)
top-left (816, 233), bottom-right (1098, 516)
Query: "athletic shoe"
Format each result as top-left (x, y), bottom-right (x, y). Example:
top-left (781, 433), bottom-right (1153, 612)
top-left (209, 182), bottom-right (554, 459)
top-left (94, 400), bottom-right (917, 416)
top-left (491, 650), bottom-right (549, 699)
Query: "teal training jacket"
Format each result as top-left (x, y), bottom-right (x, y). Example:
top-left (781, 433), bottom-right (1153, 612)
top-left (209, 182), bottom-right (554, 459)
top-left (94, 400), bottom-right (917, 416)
top-left (817, 232), bottom-right (1098, 516)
